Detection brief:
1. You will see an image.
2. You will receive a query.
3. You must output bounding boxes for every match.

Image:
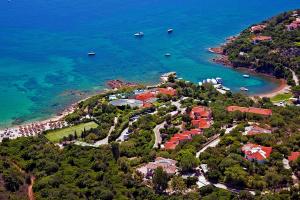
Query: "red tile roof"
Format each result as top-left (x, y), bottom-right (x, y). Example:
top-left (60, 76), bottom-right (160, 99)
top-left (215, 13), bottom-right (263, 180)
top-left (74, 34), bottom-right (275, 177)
top-left (288, 152), bottom-right (300, 161)
top-left (190, 106), bottom-right (212, 119)
top-left (135, 92), bottom-right (156, 102)
top-left (241, 143), bottom-right (272, 161)
top-left (252, 36), bottom-right (272, 42)
top-left (143, 103), bottom-right (153, 108)
top-left (245, 125), bottom-right (272, 136)
top-left (164, 140), bottom-right (179, 150)
top-left (227, 106), bottom-right (272, 116)
top-left (250, 24), bottom-right (266, 32)
top-left (158, 87), bottom-right (176, 96)
top-left (192, 119), bottom-right (211, 129)
top-left (164, 130), bottom-right (201, 150)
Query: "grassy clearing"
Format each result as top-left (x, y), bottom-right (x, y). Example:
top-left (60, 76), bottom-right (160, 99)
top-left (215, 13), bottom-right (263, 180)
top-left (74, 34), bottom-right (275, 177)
top-left (45, 122), bottom-right (98, 142)
top-left (271, 93), bottom-right (293, 102)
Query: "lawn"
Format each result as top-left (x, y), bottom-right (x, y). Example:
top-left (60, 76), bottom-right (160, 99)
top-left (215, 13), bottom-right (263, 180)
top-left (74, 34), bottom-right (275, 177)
top-left (271, 93), bottom-right (293, 102)
top-left (45, 122), bottom-right (98, 142)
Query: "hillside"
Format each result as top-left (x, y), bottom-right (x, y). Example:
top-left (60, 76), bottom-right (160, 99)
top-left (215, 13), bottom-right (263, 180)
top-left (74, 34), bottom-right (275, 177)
top-left (0, 78), bottom-right (300, 199)
top-left (217, 9), bottom-right (300, 86)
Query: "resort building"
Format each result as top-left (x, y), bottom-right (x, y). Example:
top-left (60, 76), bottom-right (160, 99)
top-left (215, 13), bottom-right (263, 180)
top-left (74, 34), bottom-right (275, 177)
top-left (250, 24), bottom-right (266, 33)
top-left (286, 18), bottom-right (300, 31)
top-left (135, 91), bottom-right (157, 102)
top-left (190, 106), bottom-right (212, 120)
top-left (252, 36), bottom-right (272, 44)
top-left (164, 129), bottom-right (202, 150)
top-left (135, 87), bottom-right (176, 103)
top-left (158, 87), bottom-right (177, 96)
top-left (110, 99), bottom-right (144, 108)
top-left (192, 119), bottom-right (211, 129)
top-left (227, 106), bottom-right (272, 116)
top-left (288, 152), bottom-right (300, 162)
top-left (241, 143), bottom-right (272, 163)
top-left (190, 106), bottom-right (212, 129)
top-left (244, 125), bottom-right (272, 136)
top-left (136, 157), bottom-right (178, 178)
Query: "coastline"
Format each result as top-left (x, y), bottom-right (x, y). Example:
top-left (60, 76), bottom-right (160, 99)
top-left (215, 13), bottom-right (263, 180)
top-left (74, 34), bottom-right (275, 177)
top-left (208, 47), bottom-right (291, 98)
top-left (251, 79), bottom-right (290, 98)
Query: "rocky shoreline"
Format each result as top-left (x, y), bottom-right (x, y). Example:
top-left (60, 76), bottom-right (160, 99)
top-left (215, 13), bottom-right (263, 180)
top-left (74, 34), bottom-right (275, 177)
top-left (208, 37), bottom-right (290, 98)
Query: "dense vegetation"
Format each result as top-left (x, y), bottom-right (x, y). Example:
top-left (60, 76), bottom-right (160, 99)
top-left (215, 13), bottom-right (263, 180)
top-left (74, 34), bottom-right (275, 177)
top-left (0, 78), bottom-right (300, 199)
top-left (224, 9), bottom-right (300, 85)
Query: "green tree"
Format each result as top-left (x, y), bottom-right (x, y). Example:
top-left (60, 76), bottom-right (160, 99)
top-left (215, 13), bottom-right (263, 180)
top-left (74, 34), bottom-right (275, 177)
top-left (152, 167), bottom-right (169, 193)
top-left (171, 176), bottom-right (186, 193)
top-left (291, 85), bottom-right (300, 98)
top-left (224, 165), bottom-right (247, 188)
top-left (111, 142), bottom-right (120, 161)
top-left (177, 150), bottom-right (199, 173)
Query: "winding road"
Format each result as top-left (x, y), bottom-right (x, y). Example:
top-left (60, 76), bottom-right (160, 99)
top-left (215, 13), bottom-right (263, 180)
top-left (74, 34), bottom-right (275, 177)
top-left (289, 68), bottom-right (299, 86)
top-left (153, 122), bottom-right (165, 148)
top-left (75, 117), bottom-right (118, 147)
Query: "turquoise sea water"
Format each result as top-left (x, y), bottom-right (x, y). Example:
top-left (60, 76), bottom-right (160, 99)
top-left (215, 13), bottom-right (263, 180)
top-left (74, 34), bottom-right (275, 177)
top-left (0, 0), bottom-right (299, 127)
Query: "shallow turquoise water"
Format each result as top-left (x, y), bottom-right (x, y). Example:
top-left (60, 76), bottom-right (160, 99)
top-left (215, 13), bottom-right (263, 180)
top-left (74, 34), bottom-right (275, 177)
top-left (0, 0), bottom-right (299, 127)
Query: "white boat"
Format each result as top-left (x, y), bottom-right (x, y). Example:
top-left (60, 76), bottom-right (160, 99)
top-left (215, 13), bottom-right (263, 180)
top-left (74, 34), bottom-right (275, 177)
top-left (216, 77), bottom-right (223, 84)
top-left (134, 32), bottom-right (144, 37)
top-left (167, 28), bottom-right (173, 33)
top-left (165, 53), bottom-right (171, 57)
top-left (88, 52), bottom-right (96, 56)
top-left (211, 79), bottom-right (218, 85)
top-left (222, 86), bottom-right (231, 91)
top-left (243, 74), bottom-right (250, 78)
top-left (240, 87), bottom-right (249, 91)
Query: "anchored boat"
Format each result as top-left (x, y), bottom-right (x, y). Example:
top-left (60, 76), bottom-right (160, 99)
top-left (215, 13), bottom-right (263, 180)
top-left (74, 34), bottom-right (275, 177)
top-left (134, 32), bottom-right (144, 37)
top-left (240, 87), bottom-right (249, 91)
top-left (88, 52), bottom-right (96, 56)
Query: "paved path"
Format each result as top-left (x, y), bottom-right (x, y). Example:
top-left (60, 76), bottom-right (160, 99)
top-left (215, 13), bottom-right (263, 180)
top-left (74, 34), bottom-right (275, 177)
top-left (196, 135), bottom-right (220, 158)
top-left (28, 176), bottom-right (35, 200)
top-left (171, 100), bottom-right (186, 113)
top-left (289, 68), bottom-right (299, 86)
top-left (75, 117), bottom-right (118, 147)
top-left (153, 122), bottom-right (166, 148)
top-left (94, 117), bottom-right (118, 146)
top-left (116, 127), bottom-right (129, 142)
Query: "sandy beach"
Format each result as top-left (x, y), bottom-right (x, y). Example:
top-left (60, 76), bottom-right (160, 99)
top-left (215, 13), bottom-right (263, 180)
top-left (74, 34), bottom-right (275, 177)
top-left (252, 79), bottom-right (290, 98)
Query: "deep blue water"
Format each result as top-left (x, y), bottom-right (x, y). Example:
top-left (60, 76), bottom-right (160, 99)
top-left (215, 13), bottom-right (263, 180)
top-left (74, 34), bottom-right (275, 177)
top-left (0, 0), bottom-right (299, 127)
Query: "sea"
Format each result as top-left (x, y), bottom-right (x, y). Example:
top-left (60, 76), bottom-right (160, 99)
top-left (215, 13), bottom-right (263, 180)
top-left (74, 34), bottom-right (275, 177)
top-left (0, 0), bottom-right (299, 127)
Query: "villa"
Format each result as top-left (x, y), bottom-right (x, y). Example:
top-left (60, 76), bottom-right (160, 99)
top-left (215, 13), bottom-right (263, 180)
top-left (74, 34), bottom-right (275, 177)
top-left (164, 129), bottom-right (202, 150)
top-left (192, 119), bottom-right (211, 129)
top-left (288, 152), bottom-right (300, 162)
top-left (227, 106), bottom-right (272, 116)
top-left (286, 18), bottom-right (300, 31)
top-left (244, 125), bottom-right (271, 136)
top-left (136, 157), bottom-right (178, 178)
top-left (250, 24), bottom-right (266, 33)
top-left (241, 143), bottom-right (272, 163)
top-left (135, 91), bottom-right (157, 102)
top-left (135, 87), bottom-right (176, 102)
top-left (252, 36), bottom-right (272, 44)
top-left (158, 87), bottom-right (177, 96)
top-left (190, 106), bottom-right (212, 120)
top-left (190, 106), bottom-right (212, 129)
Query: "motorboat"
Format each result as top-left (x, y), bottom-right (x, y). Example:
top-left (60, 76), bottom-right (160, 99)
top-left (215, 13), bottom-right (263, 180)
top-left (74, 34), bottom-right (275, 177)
top-left (240, 87), bottom-right (249, 91)
top-left (167, 28), bottom-right (173, 33)
top-left (88, 52), bottom-right (96, 56)
top-left (165, 53), bottom-right (171, 57)
top-left (243, 74), bottom-right (250, 78)
top-left (222, 86), bottom-right (231, 91)
top-left (216, 77), bottom-right (223, 84)
top-left (134, 32), bottom-right (144, 37)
